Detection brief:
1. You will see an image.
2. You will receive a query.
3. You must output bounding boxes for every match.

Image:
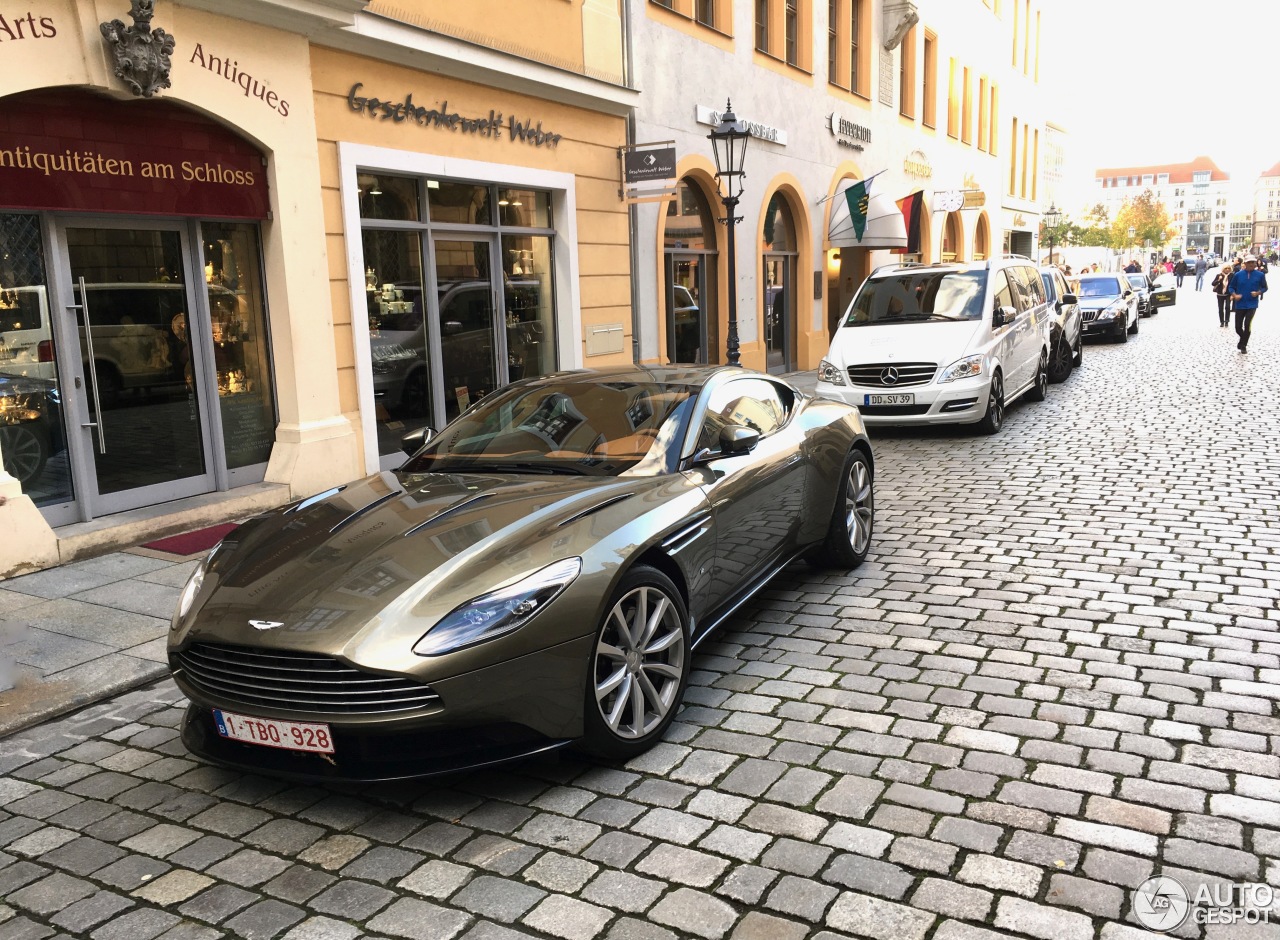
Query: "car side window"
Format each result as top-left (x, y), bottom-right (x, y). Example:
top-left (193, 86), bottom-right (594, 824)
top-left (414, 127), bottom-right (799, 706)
top-left (1024, 268), bottom-right (1047, 306)
top-left (698, 378), bottom-right (790, 453)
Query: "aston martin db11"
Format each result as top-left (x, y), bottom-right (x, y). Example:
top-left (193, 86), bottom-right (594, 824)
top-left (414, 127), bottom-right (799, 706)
top-left (168, 366), bottom-right (874, 780)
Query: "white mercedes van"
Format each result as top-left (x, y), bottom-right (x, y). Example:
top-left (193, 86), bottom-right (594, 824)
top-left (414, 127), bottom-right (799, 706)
top-left (815, 258), bottom-right (1052, 434)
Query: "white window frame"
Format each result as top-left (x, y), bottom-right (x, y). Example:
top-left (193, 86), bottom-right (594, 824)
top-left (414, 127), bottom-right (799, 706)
top-left (338, 142), bottom-right (583, 474)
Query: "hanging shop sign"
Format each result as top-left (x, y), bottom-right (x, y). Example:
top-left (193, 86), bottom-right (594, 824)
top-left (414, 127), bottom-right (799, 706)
top-left (347, 83), bottom-right (562, 149)
top-left (0, 88), bottom-right (269, 219)
top-left (904, 149), bottom-right (933, 179)
top-left (829, 112), bottom-right (872, 151)
top-left (695, 105), bottom-right (787, 146)
top-left (622, 146), bottom-right (677, 185)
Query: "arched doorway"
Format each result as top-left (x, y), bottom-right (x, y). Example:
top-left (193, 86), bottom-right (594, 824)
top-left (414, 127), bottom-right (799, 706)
top-left (942, 212), bottom-right (964, 262)
top-left (762, 192), bottom-right (798, 374)
top-left (664, 178), bottom-right (718, 363)
top-left (973, 214), bottom-right (991, 261)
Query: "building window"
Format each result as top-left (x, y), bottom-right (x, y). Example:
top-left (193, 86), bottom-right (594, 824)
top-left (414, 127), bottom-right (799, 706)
top-left (898, 25), bottom-right (917, 119)
top-left (696, 0), bottom-right (715, 26)
top-left (1009, 117), bottom-right (1018, 195)
top-left (922, 32), bottom-right (937, 127)
top-left (978, 76), bottom-right (989, 151)
top-left (756, 0), bottom-right (769, 51)
top-left (988, 82), bottom-right (999, 154)
top-left (961, 66), bottom-right (973, 145)
top-left (827, 0), bottom-right (866, 94)
top-left (785, 0), bottom-right (798, 65)
top-left (946, 58), bottom-right (958, 138)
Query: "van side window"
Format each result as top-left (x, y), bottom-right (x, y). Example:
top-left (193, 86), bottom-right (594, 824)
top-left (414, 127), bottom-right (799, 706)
top-left (1023, 267), bottom-right (1048, 306)
top-left (992, 271), bottom-right (1015, 315)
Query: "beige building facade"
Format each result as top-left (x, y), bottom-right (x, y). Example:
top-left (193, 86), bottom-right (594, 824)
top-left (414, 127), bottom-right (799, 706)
top-left (0, 0), bottom-right (634, 577)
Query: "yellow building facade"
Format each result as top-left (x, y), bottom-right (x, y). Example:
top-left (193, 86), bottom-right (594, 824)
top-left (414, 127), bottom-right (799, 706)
top-left (0, 0), bottom-right (634, 576)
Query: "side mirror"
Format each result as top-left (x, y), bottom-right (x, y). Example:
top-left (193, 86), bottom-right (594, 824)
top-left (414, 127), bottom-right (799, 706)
top-left (443, 320), bottom-right (463, 336)
top-left (719, 425), bottom-right (760, 456)
top-left (400, 426), bottom-right (436, 456)
top-left (993, 305), bottom-right (1017, 327)
top-left (1061, 293), bottom-right (1078, 305)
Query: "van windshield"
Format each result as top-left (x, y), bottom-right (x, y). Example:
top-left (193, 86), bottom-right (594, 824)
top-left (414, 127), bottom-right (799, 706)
top-left (844, 270), bottom-right (986, 326)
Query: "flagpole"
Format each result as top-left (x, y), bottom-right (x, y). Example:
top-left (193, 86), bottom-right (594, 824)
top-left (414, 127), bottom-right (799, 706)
top-left (815, 168), bottom-right (891, 205)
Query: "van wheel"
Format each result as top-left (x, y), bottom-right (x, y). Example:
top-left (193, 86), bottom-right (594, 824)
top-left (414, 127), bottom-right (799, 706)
top-left (975, 371), bottom-right (1004, 435)
top-left (1027, 352), bottom-right (1049, 402)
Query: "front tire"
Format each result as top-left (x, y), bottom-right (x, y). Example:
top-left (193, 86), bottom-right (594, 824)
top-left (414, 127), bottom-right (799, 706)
top-left (1072, 333), bottom-right (1084, 367)
top-left (580, 566), bottom-right (690, 761)
top-left (810, 447), bottom-right (874, 570)
top-left (975, 370), bottom-right (1004, 435)
top-left (1048, 333), bottom-right (1073, 383)
top-left (1128, 310), bottom-right (1140, 335)
top-left (1117, 319), bottom-right (1129, 343)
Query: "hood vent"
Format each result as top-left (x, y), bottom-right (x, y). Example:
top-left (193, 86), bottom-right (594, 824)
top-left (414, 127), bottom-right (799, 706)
top-left (556, 492), bottom-right (635, 528)
top-left (329, 490), bottom-right (402, 534)
top-left (403, 493), bottom-right (493, 539)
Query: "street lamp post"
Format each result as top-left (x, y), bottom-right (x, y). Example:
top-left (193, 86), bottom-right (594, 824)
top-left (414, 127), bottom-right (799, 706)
top-left (708, 100), bottom-right (750, 367)
top-left (1044, 203), bottom-right (1062, 267)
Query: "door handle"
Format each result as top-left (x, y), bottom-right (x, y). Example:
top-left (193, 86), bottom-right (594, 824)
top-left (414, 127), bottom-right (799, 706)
top-left (68, 275), bottom-right (107, 454)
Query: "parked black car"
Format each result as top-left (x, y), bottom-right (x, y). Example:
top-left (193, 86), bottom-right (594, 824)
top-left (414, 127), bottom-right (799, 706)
top-left (1039, 267), bottom-right (1083, 382)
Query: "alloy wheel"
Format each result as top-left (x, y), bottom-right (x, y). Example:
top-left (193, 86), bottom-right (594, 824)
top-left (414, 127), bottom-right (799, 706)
top-left (844, 458), bottom-right (874, 556)
top-left (593, 585), bottom-right (686, 739)
top-left (0, 426), bottom-right (45, 485)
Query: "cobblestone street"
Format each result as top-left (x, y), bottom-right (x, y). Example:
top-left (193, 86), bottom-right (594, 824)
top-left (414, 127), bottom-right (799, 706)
top-left (1, 285), bottom-right (1277, 940)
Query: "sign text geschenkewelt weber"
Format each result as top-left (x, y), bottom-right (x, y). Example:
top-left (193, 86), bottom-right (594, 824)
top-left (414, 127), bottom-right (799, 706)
top-left (347, 84), bottom-right (562, 148)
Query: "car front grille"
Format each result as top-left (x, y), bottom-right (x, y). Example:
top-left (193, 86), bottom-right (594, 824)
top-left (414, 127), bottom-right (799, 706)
top-left (171, 643), bottom-right (443, 717)
top-left (847, 362), bottom-right (937, 388)
top-left (1080, 310), bottom-right (1100, 322)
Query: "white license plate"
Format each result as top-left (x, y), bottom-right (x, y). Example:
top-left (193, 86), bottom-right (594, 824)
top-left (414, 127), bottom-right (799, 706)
top-left (864, 393), bottom-right (915, 406)
top-left (213, 709), bottom-right (334, 754)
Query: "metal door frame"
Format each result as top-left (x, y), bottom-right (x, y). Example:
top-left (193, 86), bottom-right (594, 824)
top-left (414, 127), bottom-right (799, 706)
top-left (46, 216), bottom-right (218, 522)
top-left (664, 251), bottom-right (710, 364)
top-left (763, 251), bottom-right (796, 374)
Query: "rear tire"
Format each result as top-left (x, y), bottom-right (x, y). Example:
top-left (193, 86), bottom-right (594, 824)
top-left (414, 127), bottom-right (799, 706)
top-left (1027, 351), bottom-right (1049, 402)
top-left (975, 370), bottom-right (1004, 435)
top-left (580, 566), bottom-right (690, 761)
top-left (810, 447), bottom-right (874, 570)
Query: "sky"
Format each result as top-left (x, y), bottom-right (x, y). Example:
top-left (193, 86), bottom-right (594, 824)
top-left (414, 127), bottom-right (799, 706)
top-left (1042, 0), bottom-right (1280, 207)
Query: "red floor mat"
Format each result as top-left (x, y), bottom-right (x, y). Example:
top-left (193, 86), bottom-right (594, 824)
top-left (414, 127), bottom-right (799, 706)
top-left (141, 523), bottom-right (239, 556)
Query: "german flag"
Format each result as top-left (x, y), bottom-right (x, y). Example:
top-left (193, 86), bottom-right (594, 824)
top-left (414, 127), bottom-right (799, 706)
top-left (892, 190), bottom-right (924, 255)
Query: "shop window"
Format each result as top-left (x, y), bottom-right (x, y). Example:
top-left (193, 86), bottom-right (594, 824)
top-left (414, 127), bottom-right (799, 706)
top-left (502, 235), bottom-right (556, 383)
top-left (0, 213), bottom-right (73, 506)
top-left (429, 182), bottom-right (492, 225)
top-left (359, 174), bottom-right (420, 221)
top-left (202, 222), bottom-right (276, 471)
top-left (498, 189), bottom-right (551, 229)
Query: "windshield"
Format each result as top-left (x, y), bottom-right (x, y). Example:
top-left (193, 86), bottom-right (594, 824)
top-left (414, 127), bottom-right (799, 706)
top-left (402, 379), bottom-right (698, 477)
top-left (844, 270), bottom-right (986, 326)
top-left (1077, 277), bottom-right (1122, 298)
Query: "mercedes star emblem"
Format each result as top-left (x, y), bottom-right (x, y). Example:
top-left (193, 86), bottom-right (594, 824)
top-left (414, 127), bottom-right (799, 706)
top-left (880, 367), bottom-right (900, 385)
top-left (249, 620), bottom-right (285, 631)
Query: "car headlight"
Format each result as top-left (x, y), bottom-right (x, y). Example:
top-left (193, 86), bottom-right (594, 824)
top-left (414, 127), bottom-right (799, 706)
top-left (172, 545), bottom-right (220, 628)
top-left (413, 557), bottom-right (581, 657)
top-left (938, 355), bottom-right (985, 383)
top-left (817, 359), bottom-right (846, 386)
top-left (1098, 302), bottom-right (1124, 320)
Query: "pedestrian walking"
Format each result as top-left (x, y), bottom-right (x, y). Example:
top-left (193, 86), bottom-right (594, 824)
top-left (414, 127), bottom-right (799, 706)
top-left (1228, 254), bottom-right (1267, 353)
top-left (1194, 254), bottom-right (1207, 290)
top-left (1125, 260), bottom-right (1140, 274)
top-left (1174, 258), bottom-right (1187, 287)
top-left (1212, 262), bottom-right (1234, 327)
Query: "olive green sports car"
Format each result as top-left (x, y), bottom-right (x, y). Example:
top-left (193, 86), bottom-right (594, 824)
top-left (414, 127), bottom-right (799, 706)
top-left (169, 366), bottom-right (874, 780)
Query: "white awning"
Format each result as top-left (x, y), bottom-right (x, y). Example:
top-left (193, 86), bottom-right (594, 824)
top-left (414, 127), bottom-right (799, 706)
top-left (828, 187), bottom-right (907, 249)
